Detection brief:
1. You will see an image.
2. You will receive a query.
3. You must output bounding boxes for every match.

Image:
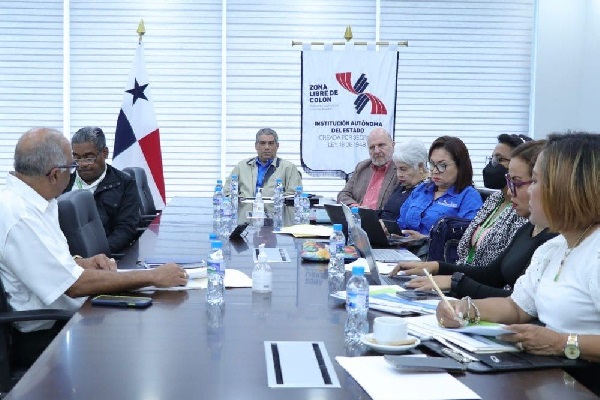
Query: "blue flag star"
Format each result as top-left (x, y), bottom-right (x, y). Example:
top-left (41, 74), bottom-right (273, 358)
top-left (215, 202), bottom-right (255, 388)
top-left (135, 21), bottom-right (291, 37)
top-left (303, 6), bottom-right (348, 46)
top-left (125, 78), bottom-right (149, 105)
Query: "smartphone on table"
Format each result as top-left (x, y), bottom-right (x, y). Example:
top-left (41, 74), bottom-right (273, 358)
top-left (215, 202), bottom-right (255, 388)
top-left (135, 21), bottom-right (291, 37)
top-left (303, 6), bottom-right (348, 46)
top-left (91, 295), bottom-right (153, 308)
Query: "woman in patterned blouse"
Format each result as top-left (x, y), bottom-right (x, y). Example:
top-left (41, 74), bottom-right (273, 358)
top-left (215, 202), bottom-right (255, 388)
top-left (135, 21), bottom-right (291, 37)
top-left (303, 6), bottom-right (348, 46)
top-left (454, 133), bottom-right (532, 266)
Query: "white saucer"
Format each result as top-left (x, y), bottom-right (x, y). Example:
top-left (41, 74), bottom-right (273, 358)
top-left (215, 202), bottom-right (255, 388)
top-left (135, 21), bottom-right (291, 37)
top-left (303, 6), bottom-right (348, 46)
top-left (360, 333), bottom-right (420, 354)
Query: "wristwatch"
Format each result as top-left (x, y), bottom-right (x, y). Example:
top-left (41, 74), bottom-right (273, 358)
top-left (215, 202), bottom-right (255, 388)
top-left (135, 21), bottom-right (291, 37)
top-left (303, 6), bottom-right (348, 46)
top-left (450, 272), bottom-right (465, 294)
top-left (564, 333), bottom-right (580, 360)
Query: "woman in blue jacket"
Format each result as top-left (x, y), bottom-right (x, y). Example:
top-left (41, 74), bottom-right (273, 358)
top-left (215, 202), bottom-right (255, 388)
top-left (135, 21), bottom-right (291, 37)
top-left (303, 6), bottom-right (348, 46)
top-left (397, 136), bottom-right (482, 240)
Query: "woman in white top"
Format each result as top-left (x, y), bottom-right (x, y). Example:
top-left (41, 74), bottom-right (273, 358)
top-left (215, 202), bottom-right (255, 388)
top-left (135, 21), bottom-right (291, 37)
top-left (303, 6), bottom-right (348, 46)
top-left (436, 131), bottom-right (600, 395)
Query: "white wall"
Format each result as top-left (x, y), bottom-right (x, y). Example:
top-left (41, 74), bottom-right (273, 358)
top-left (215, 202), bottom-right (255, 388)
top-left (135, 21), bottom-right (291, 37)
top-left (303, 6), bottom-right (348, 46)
top-left (532, 0), bottom-right (600, 136)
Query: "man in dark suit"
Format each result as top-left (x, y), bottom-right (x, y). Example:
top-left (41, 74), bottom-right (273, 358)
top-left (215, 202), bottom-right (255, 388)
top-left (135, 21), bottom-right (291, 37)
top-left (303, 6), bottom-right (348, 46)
top-left (65, 126), bottom-right (141, 254)
top-left (337, 128), bottom-right (398, 210)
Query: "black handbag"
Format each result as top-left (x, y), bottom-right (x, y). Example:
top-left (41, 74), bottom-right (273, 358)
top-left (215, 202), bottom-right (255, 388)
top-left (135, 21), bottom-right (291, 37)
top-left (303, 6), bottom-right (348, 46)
top-left (427, 216), bottom-right (471, 263)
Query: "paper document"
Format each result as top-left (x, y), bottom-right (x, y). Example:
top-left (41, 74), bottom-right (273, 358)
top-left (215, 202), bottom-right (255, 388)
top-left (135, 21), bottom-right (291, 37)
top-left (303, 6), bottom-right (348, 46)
top-left (265, 341), bottom-right (340, 388)
top-left (276, 225), bottom-right (333, 238)
top-left (252, 247), bottom-right (291, 263)
top-left (453, 321), bottom-right (513, 336)
top-left (406, 315), bottom-right (518, 354)
top-left (143, 256), bottom-right (205, 269)
top-left (133, 268), bottom-right (252, 291)
top-left (336, 356), bottom-right (480, 400)
top-left (346, 258), bottom-right (406, 274)
top-left (331, 286), bottom-right (437, 315)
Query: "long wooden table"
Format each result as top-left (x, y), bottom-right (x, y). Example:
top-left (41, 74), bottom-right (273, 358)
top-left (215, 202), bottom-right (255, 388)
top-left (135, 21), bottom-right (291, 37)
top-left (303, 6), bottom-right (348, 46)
top-left (6, 197), bottom-right (596, 399)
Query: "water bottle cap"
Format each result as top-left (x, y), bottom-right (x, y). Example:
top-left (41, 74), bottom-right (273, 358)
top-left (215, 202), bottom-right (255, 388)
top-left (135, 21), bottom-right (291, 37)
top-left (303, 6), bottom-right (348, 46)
top-left (333, 224), bottom-right (343, 231)
top-left (296, 186), bottom-right (303, 190)
top-left (351, 206), bottom-right (359, 213)
top-left (231, 174), bottom-right (237, 179)
top-left (215, 186), bottom-right (222, 192)
top-left (211, 240), bottom-right (223, 249)
top-left (276, 178), bottom-right (282, 183)
top-left (351, 266), bottom-right (365, 276)
top-left (209, 233), bottom-right (217, 240)
top-left (217, 179), bottom-right (222, 184)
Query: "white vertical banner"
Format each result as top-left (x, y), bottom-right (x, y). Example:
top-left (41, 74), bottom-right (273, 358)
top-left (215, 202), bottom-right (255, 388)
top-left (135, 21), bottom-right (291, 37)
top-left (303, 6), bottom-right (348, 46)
top-left (301, 48), bottom-right (399, 178)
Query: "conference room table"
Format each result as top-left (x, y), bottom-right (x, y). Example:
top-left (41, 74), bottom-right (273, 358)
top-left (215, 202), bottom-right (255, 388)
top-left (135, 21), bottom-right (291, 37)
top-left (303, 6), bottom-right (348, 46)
top-left (6, 197), bottom-right (596, 399)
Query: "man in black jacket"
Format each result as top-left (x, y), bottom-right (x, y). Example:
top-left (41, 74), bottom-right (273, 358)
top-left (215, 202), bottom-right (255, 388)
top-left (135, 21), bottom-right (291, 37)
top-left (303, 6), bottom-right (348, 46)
top-left (65, 126), bottom-right (141, 254)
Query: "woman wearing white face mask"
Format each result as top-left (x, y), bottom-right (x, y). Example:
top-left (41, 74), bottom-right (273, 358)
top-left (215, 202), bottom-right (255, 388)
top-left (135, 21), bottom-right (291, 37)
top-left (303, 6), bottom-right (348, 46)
top-left (455, 133), bottom-right (532, 266)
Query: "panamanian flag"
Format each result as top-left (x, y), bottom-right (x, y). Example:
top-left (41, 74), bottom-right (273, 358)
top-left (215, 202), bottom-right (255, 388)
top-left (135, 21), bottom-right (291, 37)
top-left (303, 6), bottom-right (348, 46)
top-left (113, 42), bottom-right (166, 210)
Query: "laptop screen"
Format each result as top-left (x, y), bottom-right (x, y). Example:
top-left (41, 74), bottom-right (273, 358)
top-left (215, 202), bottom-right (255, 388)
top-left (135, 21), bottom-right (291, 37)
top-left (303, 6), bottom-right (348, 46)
top-left (347, 222), bottom-right (382, 285)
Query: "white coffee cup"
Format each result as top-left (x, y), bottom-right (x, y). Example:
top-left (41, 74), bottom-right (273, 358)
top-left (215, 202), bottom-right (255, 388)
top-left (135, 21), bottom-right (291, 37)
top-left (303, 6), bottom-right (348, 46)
top-left (373, 316), bottom-right (408, 344)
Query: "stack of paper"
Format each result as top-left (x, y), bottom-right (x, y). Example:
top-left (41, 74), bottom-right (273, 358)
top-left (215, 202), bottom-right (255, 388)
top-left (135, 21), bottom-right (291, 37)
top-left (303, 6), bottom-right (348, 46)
top-left (336, 356), bottom-right (480, 400)
top-left (276, 225), bottom-right (333, 238)
top-left (131, 268), bottom-right (253, 291)
top-left (406, 315), bottom-right (518, 354)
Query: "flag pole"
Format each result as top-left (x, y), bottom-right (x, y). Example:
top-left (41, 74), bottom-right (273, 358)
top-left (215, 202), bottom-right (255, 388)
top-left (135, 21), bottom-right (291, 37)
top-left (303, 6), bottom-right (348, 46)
top-left (137, 19), bottom-right (145, 44)
top-left (292, 25), bottom-right (408, 47)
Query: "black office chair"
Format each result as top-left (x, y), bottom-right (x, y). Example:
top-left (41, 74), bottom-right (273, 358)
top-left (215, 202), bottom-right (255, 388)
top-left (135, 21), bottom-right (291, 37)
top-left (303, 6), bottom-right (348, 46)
top-left (0, 278), bottom-right (72, 395)
top-left (122, 167), bottom-right (159, 228)
top-left (57, 190), bottom-right (111, 258)
top-left (476, 187), bottom-right (497, 202)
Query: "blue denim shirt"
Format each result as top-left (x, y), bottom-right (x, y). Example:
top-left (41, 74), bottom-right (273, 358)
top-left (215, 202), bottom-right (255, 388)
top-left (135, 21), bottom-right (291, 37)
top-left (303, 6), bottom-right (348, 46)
top-left (255, 157), bottom-right (274, 195)
top-left (397, 182), bottom-right (483, 235)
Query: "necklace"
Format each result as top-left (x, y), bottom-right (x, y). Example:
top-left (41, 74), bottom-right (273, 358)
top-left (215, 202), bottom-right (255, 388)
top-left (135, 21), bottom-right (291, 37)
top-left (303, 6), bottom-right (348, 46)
top-left (554, 224), bottom-right (596, 282)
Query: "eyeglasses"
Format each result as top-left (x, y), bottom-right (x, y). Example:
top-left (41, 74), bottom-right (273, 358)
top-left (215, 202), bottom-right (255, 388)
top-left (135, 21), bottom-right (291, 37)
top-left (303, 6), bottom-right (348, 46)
top-left (505, 173), bottom-right (533, 197)
top-left (427, 161), bottom-right (455, 173)
top-left (45, 161), bottom-right (79, 176)
top-left (486, 155), bottom-right (510, 166)
top-left (73, 152), bottom-right (101, 165)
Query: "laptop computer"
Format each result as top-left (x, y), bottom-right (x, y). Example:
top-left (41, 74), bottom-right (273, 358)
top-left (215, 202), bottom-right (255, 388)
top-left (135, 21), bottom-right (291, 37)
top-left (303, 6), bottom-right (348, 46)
top-left (357, 208), bottom-right (414, 247)
top-left (323, 203), bottom-right (349, 239)
top-left (346, 223), bottom-right (412, 286)
top-left (339, 204), bottom-right (421, 263)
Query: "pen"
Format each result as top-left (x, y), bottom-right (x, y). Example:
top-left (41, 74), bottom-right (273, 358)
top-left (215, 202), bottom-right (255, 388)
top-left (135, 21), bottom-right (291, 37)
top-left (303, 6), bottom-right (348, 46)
top-left (423, 269), bottom-right (458, 320)
top-left (435, 336), bottom-right (478, 362)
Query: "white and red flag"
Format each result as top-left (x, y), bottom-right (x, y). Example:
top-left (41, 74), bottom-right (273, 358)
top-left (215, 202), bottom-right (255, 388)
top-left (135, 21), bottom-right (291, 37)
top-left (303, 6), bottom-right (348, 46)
top-left (113, 42), bottom-right (166, 209)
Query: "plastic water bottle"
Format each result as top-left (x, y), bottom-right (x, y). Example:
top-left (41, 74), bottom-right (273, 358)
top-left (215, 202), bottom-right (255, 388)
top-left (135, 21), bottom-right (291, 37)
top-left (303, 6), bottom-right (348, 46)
top-left (252, 244), bottom-right (272, 293)
top-left (293, 185), bottom-right (303, 224)
top-left (219, 197), bottom-right (232, 239)
top-left (252, 188), bottom-right (265, 228)
top-left (206, 240), bottom-right (225, 305)
top-left (348, 206), bottom-right (361, 246)
top-left (230, 174), bottom-right (238, 201)
top-left (328, 224), bottom-right (345, 278)
top-left (230, 174), bottom-right (239, 218)
top-left (344, 266), bottom-right (369, 342)
top-left (299, 193), bottom-right (310, 224)
top-left (213, 186), bottom-right (223, 231)
top-left (273, 179), bottom-right (284, 212)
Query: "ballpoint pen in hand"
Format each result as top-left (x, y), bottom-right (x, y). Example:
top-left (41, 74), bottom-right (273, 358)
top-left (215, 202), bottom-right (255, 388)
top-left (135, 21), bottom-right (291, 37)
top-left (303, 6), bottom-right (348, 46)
top-left (423, 269), bottom-right (461, 322)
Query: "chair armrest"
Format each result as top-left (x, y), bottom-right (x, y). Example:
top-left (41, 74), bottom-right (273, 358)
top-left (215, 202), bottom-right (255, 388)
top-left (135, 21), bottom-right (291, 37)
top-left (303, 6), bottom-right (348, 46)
top-left (0, 309), bottom-right (73, 324)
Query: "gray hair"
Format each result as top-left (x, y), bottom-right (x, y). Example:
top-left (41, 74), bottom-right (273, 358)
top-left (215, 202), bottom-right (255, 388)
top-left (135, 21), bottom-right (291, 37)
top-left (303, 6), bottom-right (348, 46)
top-left (14, 127), bottom-right (68, 176)
top-left (72, 126), bottom-right (107, 152)
top-left (392, 139), bottom-right (428, 169)
top-left (255, 128), bottom-right (278, 143)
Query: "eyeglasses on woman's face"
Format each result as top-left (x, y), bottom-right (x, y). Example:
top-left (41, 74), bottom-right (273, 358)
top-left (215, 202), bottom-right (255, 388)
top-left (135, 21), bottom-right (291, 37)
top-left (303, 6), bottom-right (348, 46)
top-left (427, 161), bottom-right (455, 173)
top-left (504, 173), bottom-right (533, 197)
